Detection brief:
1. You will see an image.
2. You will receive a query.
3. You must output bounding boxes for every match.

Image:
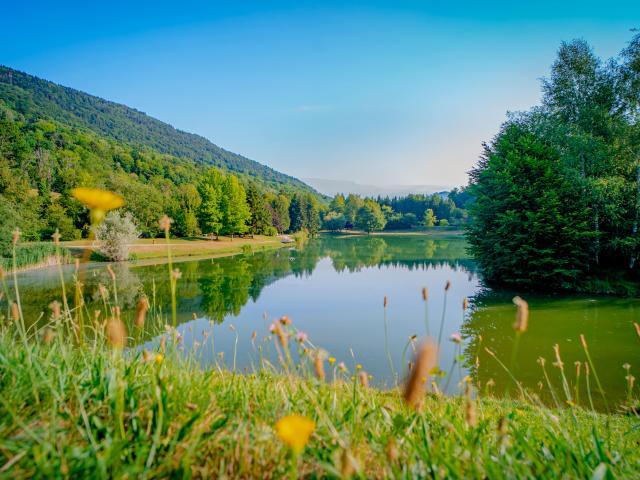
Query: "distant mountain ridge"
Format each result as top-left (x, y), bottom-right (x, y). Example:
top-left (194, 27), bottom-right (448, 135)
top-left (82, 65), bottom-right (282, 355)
top-left (303, 177), bottom-right (451, 198)
top-left (0, 65), bottom-right (316, 194)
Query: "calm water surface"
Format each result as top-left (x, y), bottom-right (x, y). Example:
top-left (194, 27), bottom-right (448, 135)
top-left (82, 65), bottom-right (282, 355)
top-left (12, 234), bottom-right (640, 409)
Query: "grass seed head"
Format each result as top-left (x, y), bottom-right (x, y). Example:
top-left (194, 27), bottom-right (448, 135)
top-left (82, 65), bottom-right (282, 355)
top-left (553, 344), bottom-right (564, 369)
top-left (580, 334), bottom-right (588, 349)
top-left (422, 287), bottom-right (428, 301)
top-left (42, 328), bottom-right (55, 344)
top-left (159, 215), bottom-right (173, 234)
top-left (465, 382), bottom-right (477, 427)
top-left (445, 280), bottom-right (451, 291)
top-left (314, 352), bottom-right (326, 381)
top-left (106, 318), bottom-right (127, 349)
top-left (358, 370), bottom-right (369, 388)
top-left (403, 339), bottom-right (438, 410)
top-left (383, 296), bottom-right (388, 308)
top-left (275, 324), bottom-right (288, 350)
top-left (12, 228), bottom-right (21, 246)
top-left (106, 264), bottom-right (116, 282)
top-left (135, 296), bottom-right (149, 329)
top-left (49, 300), bottom-right (61, 319)
top-left (10, 302), bottom-right (19, 322)
top-left (512, 296), bottom-right (529, 332)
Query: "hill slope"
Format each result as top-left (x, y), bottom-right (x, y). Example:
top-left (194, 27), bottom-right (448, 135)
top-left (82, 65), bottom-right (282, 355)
top-left (0, 65), bottom-right (314, 193)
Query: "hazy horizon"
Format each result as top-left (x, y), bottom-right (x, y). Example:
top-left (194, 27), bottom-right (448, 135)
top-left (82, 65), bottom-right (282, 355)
top-left (2, 0), bottom-right (639, 186)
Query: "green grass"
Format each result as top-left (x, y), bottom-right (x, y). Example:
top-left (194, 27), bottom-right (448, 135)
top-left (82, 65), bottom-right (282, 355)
top-left (0, 243), bottom-right (72, 272)
top-left (0, 330), bottom-right (637, 478)
top-left (0, 233), bottom-right (639, 478)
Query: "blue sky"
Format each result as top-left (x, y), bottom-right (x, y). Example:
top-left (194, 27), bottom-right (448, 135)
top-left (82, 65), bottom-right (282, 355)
top-left (2, 1), bottom-right (639, 187)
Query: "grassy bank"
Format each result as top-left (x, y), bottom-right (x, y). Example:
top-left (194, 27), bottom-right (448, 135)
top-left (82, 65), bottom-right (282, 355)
top-left (1, 224), bottom-right (639, 478)
top-left (0, 326), bottom-right (638, 479)
top-left (62, 235), bottom-right (289, 262)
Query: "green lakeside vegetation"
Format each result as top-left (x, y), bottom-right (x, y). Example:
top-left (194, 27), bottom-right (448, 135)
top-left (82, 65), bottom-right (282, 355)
top-left (1, 227), bottom-right (639, 478)
top-left (468, 31), bottom-right (640, 294)
top-left (1, 329), bottom-right (637, 478)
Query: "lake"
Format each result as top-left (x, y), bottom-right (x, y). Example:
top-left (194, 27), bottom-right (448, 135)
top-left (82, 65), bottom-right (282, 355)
top-left (10, 234), bottom-right (640, 410)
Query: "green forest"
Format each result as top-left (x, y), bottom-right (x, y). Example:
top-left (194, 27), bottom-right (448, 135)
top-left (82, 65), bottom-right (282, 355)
top-left (321, 191), bottom-right (469, 232)
top-left (0, 67), bottom-right (328, 254)
top-left (468, 31), bottom-right (640, 293)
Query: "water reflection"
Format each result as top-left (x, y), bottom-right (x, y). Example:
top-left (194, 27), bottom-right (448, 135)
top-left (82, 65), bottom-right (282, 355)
top-left (8, 234), bottom-right (639, 410)
top-left (13, 234), bottom-right (475, 330)
top-left (461, 290), bottom-right (640, 410)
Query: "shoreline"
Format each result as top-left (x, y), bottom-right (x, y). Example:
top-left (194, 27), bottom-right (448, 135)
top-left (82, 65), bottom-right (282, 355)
top-left (7, 235), bottom-right (295, 274)
top-left (323, 228), bottom-right (465, 237)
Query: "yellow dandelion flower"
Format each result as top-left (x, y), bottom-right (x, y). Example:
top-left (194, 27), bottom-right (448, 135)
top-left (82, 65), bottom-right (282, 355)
top-left (356, 364), bottom-right (362, 370)
top-left (72, 188), bottom-right (124, 212)
top-left (155, 354), bottom-right (164, 365)
top-left (328, 357), bottom-right (336, 364)
top-left (275, 415), bottom-right (315, 454)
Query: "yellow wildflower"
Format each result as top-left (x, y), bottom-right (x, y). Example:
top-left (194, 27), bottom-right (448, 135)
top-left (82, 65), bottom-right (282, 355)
top-left (356, 364), bottom-right (362, 370)
top-left (328, 357), bottom-right (336, 364)
top-left (275, 415), bottom-right (315, 454)
top-left (72, 188), bottom-right (124, 212)
top-left (155, 354), bottom-right (164, 365)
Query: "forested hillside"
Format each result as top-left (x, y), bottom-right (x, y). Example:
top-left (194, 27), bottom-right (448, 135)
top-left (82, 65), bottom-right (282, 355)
top-left (0, 66), bottom-right (315, 193)
top-left (0, 66), bottom-right (323, 251)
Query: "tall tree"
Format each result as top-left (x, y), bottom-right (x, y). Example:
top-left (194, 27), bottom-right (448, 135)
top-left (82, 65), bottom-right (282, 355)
top-left (423, 209), bottom-right (437, 227)
top-left (355, 199), bottom-right (386, 233)
top-left (198, 168), bottom-right (224, 239)
top-left (174, 183), bottom-right (201, 237)
top-left (329, 193), bottom-right (346, 213)
top-left (344, 194), bottom-right (364, 227)
top-left (289, 194), bottom-right (308, 232)
top-left (270, 194), bottom-right (291, 233)
top-left (468, 123), bottom-right (593, 289)
top-left (220, 174), bottom-right (251, 238)
top-left (305, 195), bottom-right (321, 236)
top-left (245, 183), bottom-right (271, 235)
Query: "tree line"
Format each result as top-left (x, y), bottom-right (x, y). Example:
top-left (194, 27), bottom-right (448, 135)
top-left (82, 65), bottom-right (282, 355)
top-left (468, 31), bottom-right (640, 292)
top-left (322, 192), bottom-right (469, 233)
